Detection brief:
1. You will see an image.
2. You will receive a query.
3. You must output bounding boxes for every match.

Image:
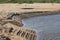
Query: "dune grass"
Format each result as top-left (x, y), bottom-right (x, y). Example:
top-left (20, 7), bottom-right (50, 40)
top-left (0, 0), bottom-right (60, 3)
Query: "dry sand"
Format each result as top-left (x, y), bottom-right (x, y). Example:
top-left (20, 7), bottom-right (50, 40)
top-left (0, 3), bottom-right (60, 12)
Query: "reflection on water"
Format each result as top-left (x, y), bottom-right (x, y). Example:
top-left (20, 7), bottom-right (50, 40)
top-left (22, 14), bottom-right (60, 40)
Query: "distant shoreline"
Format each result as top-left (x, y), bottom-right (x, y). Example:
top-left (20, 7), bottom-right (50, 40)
top-left (0, 3), bottom-right (60, 12)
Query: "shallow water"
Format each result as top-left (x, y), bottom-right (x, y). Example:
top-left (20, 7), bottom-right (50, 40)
top-left (22, 14), bottom-right (60, 40)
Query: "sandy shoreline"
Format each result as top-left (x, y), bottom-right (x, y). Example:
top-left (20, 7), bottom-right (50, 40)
top-left (0, 3), bottom-right (60, 20)
top-left (0, 3), bottom-right (60, 13)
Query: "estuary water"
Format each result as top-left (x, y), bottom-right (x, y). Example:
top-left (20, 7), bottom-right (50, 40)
top-left (22, 14), bottom-right (60, 40)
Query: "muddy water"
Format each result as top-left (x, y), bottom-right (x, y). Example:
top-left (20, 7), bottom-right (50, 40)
top-left (22, 14), bottom-right (60, 40)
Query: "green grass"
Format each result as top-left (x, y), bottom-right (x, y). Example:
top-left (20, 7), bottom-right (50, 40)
top-left (0, 0), bottom-right (60, 3)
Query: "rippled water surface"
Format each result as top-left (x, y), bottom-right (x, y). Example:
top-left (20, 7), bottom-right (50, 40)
top-left (22, 14), bottom-right (60, 40)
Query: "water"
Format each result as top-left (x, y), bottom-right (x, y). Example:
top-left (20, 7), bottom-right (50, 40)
top-left (22, 14), bottom-right (60, 40)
